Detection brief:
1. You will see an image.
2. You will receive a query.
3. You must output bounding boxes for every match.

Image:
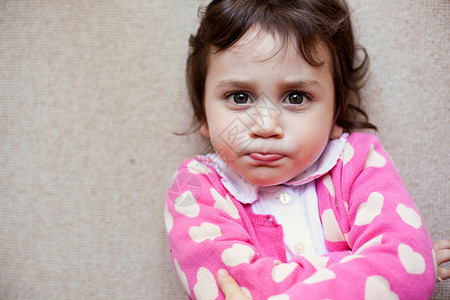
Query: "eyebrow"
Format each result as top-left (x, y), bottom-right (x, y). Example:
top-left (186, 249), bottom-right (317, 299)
top-left (215, 80), bottom-right (258, 91)
top-left (215, 79), bottom-right (322, 91)
top-left (278, 79), bottom-right (322, 90)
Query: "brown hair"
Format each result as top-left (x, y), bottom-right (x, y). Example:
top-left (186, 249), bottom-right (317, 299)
top-left (186, 0), bottom-right (376, 132)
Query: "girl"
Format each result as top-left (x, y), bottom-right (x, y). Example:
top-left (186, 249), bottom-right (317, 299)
top-left (165, 0), bottom-right (447, 299)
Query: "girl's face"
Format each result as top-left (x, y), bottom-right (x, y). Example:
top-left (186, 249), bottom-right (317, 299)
top-left (200, 27), bottom-right (342, 186)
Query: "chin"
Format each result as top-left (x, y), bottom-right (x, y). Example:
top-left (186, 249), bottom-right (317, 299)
top-left (237, 166), bottom-right (294, 186)
top-left (246, 175), bottom-right (287, 187)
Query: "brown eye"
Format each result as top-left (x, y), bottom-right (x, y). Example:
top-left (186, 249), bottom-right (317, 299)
top-left (285, 92), bottom-right (305, 105)
top-left (231, 92), bottom-right (250, 104)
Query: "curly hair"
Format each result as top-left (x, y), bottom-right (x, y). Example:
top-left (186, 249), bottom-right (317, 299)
top-left (186, 0), bottom-right (376, 132)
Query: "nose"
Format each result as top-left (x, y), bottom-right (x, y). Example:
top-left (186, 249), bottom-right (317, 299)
top-left (249, 112), bottom-right (284, 139)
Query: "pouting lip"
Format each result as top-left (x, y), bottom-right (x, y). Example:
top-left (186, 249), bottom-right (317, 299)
top-left (248, 152), bottom-right (285, 163)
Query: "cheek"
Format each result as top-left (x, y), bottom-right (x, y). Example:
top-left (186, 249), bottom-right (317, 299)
top-left (202, 101), bottom-right (220, 138)
top-left (205, 117), bottom-right (223, 139)
top-left (295, 120), bottom-right (332, 158)
top-left (305, 132), bottom-right (329, 156)
top-left (204, 105), bottom-right (239, 139)
top-left (204, 117), bottom-right (227, 150)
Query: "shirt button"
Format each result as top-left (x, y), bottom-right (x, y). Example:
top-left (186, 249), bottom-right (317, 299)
top-left (278, 193), bottom-right (291, 204)
top-left (294, 242), bottom-right (306, 254)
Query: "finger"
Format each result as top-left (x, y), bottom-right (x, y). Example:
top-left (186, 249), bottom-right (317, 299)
top-left (217, 269), bottom-right (243, 298)
top-left (436, 249), bottom-right (450, 266)
top-left (434, 239), bottom-right (450, 251)
top-left (437, 267), bottom-right (450, 282)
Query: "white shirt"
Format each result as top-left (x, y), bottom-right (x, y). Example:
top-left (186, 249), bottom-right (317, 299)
top-left (206, 134), bottom-right (348, 260)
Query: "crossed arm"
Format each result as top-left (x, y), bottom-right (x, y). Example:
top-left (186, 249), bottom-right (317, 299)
top-left (167, 137), bottom-right (440, 299)
top-left (217, 239), bottom-right (450, 300)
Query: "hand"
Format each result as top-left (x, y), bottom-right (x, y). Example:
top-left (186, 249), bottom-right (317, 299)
top-left (217, 269), bottom-right (253, 300)
top-left (434, 239), bottom-right (450, 282)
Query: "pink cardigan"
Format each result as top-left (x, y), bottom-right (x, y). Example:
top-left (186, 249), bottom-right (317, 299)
top-left (165, 133), bottom-right (435, 299)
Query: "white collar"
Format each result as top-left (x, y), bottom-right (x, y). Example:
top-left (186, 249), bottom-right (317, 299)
top-left (197, 133), bottom-right (348, 204)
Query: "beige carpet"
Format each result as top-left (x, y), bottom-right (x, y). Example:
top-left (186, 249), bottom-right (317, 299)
top-left (0, 0), bottom-right (448, 299)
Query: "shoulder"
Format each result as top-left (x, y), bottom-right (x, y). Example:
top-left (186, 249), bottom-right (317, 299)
top-left (174, 155), bottom-right (216, 173)
top-left (322, 132), bottom-right (394, 194)
top-left (170, 155), bottom-right (222, 185)
top-left (166, 156), bottom-right (244, 226)
top-left (346, 132), bottom-right (383, 151)
top-left (339, 132), bottom-right (387, 167)
top-left (167, 155), bottom-right (227, 203)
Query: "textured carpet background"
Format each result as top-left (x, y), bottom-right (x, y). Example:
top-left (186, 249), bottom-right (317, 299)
top-left (0, 0), bottom-right (448, 299)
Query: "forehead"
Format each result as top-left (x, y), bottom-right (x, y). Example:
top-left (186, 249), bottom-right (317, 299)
top-left (230, 25), bottom-right (283, 61)
top-left (211, 25), bottom-right (331, 70)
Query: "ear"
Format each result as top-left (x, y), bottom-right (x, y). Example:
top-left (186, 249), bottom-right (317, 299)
top-left (330, 124), bottom-right (343, 139)
top-left (200, 122), bottom-right (210, 138)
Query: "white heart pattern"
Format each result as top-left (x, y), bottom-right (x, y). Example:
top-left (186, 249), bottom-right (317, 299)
top-left (321, 209), bottom-right (346, 242)
top-left (322, 174), bottom-right (335, 197)
top-left (174, 190), bottom-right (200, 218)
top-left (167, 171), bottom-right (177, 190)
top-left (221, 244), bottom-right (255, 267)
top-left (268, 295), bottom-right (290, 300)
top-left (340, 142), bottom-right (355, 165)
top-left (187, 160), bottom-right (211, 175)
top-left (211, 187), bottom-right (240, 219)
top-left (174, 258), bottom-right (190, 295)
top-left (194, 267), bottom-right (218, 300)
top-left (272, 262), bottom-right (298, 283)
top-left (364, 144), bottom-right (386, 169)
top-left (355, 235), bottom-right (383, 254)
top-left (365, 275), bottom-right (399, 300)
top-left (301, 253), bottom-right (329, 270)
top-left (355, 192), bottom-right (384, 226)
top-left (189, 222), bottom-right (222, 243)
top-left (164, 204), bottom-right (173, 233)
top-left (303, 269), bottom-right (336, 284)
top-left (398, 243), bottom-right (425, 275)
top-left (344, 201), bottom-right (349, 214)
top-left (241, 287), bottom-right (252, 298)
top-left (339, 254), bottom-right (364, 264)
top-left (396, 204), bottom-right (422, 229)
